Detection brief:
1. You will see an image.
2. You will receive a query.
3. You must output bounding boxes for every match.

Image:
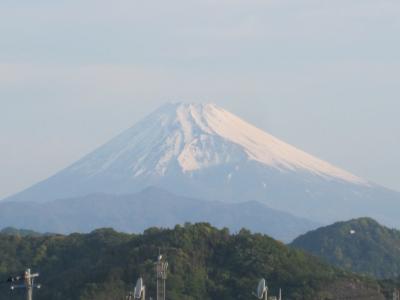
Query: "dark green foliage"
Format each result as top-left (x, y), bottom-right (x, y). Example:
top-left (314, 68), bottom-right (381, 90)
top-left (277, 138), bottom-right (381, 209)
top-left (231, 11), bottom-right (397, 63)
top-left (291, 217), bottom-right (400, 279)
top-left (0, 223), bottom-right (384, 299)
top-left (0, 227), bottom-right (44, 237)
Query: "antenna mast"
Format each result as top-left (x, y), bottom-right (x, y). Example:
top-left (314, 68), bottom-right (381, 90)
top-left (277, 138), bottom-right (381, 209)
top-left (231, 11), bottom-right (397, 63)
top-left (394, 289), bottom-right (400, 300)
top-left (155, 254), bottom-right (168, 300)
top-left (9, 268), bottom-right (41, 300)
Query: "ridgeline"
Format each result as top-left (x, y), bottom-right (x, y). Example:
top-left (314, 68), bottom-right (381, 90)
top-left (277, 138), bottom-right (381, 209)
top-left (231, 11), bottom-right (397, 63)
top-left (291, 217), bottom-right (400, 279)
top-left (0, 223), bottom-right (387, 300)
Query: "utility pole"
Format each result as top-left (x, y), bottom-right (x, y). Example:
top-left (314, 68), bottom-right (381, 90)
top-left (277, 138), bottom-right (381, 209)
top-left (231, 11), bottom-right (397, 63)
top-left (155, 254), bottom-right (168, 300)
top-left (9, 268), bottom-right (41, 300)
top-left (393, 289), bottom-right (400, 300)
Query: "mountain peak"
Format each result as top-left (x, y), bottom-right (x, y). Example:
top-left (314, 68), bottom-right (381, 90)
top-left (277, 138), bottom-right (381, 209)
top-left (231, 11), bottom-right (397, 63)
top-left (5, 102), bottom-right (400, 230)
top-left (123, 102), bottom-right (367, 184)
top-left (155, 102), bottom-right (220, 119)
top-left (39, 101), bottom-right (370, 185)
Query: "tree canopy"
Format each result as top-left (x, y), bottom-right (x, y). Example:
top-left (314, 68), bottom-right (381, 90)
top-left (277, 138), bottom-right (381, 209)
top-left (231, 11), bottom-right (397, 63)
top-left (0, 223), bottom-right (386, 300)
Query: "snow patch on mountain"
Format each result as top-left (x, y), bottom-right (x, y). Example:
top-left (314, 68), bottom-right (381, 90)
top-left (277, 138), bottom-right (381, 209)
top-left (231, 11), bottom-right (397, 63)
top-left (67, 102), bottom-right (368, 186)
top-left (192, 103), bottom-right (367, 184)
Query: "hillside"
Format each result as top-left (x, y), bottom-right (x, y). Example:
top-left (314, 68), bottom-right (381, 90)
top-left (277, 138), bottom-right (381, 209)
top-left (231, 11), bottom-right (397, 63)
top-left (0, 227), bottom-right (43, 237)
top-left (0, 223), bottom-right (386, 300)
top-left (0, 187), bottom-right (319, 242)
top-left (291, 218), bottom-right (400, 279)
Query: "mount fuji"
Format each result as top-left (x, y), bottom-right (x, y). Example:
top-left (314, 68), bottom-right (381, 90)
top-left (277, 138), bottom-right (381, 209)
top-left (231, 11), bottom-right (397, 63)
top-left (3, 102), bottom-right (400, 228)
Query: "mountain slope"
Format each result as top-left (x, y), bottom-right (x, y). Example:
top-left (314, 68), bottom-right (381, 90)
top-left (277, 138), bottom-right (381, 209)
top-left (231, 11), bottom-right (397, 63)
top-left (4, 102), bottom-right (400, 227)
top-left (0, 188), bottom-right (319, 242)
top-left (291, 218), bottom-right (400, 279)
top-left (0, 223), bottom-right (386, 300)
top-left (0, 227), bottom-right (44, 237)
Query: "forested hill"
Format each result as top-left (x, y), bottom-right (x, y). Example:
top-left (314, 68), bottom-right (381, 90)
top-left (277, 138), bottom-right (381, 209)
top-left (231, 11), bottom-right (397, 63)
top-left (0, 227), bottom-right (44, 237)
top-left (0, 223), bottom-right (386, 300)
top-left (291, 217), bottom-right (400, 279)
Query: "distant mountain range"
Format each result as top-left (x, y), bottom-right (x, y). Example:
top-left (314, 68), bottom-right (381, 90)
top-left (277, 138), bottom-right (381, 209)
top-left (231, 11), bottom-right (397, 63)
top-left (291, 217), bottom-right (400, 279)
top-left (0, 187), bottom-right (318, 242)
top-left (2, 102), bottom-right (400, 233)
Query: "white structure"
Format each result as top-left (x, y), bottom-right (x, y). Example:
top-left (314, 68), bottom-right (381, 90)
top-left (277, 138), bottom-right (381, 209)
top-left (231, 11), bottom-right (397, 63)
top-left (254, 279), bottom-right (282, 300)
top-left (156, 254), bottom-right (168, 300)
top-left (256, 279), bottom-right (268, 300)
top-left (133, 277), bottom-right (146, 300)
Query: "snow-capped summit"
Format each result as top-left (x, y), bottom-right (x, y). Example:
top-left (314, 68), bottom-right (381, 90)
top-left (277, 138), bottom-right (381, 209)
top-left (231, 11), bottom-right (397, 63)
top-left (4, 102), bottom-right (400, 229)
top-left (69, 102), bottom-right (366, 185)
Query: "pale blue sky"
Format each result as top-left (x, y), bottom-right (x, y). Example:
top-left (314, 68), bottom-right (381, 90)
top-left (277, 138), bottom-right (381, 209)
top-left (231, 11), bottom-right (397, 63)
top-left (1, 0), bottom-right (399, 199)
